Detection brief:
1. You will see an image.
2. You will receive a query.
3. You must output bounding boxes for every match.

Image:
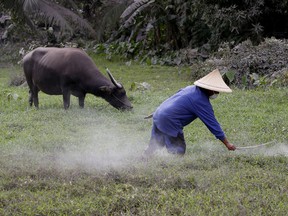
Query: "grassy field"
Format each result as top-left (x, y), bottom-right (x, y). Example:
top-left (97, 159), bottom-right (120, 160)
top-left (0, 55), bottom-right (287, 215)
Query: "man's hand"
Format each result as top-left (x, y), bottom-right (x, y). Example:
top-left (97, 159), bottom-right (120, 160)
top-left (226, 143), bottom-right (236, 151)
top-left (222, 137), bottom-right (236, 151)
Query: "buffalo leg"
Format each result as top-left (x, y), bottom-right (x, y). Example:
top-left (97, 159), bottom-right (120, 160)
top-left (25, 78), bottom-right (36, 107)
top-left (62, 89), bottom-right (71, 109)
top-left (28, 90), bottom-right (33, 106)
top-left (78, 94), bottom-right (86, 108)
top-left (32, 86), bottom-right (39, 108)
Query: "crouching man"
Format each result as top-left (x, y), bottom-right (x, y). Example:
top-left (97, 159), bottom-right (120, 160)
top-left (144, 69), bottom-right (236, 157)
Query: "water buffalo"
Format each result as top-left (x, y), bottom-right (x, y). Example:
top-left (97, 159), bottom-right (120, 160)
top-left (23, 47), bottom-right (132, 110)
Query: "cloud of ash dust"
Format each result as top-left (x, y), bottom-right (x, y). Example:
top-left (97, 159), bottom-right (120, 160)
top-left (51, 128), bottom-right (148, 172)
top-left (54, 140), bottom-right (288, 170)
top-left (235, 142), bottom-right (288, 156)
top-left (258, 142), bottom-right (288, 156)
top-left (2, 128), bottom-right (148, 173)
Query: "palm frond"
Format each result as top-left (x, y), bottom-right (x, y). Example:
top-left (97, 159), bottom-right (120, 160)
top-left (97, 3), bottom-right (128, 41)
top-left (1, 0), bottom-right (96, 37)
top-left (120, 0), bottom-right (154, 19)
top-left (121, 0), bottom-right (155, 28)
top-left (36, 0), bottom-right (96, 36)
top-left (36, 0), bottom-right (73, 33)
top-left (23, 0), bottom-right (39, 11)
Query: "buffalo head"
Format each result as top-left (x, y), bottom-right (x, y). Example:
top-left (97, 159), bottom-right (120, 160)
top-left (101, 69), bottom-right (133, 111)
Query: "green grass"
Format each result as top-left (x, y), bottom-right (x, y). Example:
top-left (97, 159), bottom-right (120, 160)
top-left (0, 56), bottom-right (288, 215)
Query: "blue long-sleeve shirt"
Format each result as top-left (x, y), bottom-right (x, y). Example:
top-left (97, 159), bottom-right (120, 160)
top-left (153, 85), bottom-right (225, 140)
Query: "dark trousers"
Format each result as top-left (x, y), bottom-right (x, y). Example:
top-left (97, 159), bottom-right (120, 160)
top-left (145, 124), bottom-right (186, 155)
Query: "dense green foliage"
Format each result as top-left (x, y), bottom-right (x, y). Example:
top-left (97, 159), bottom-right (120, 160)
top-left (2, 0), bottom-right (288, 51)
top-left (191, 38), bottom-right (288, 88)
top-left (114, 0), bottom-right (288, 56)
top-left (0, 56), bottom-right (287, 215)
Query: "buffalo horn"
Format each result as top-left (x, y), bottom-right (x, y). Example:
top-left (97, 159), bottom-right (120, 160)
top-left (106, 68), bottom-right (122, 88)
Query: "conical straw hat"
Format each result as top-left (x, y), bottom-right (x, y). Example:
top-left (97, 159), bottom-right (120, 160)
top-left (194, 69), bottom-right (232, 93)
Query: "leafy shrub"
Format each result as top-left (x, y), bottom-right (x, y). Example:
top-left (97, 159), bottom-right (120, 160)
top-left (192, 38), bottom-right (288, 88)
